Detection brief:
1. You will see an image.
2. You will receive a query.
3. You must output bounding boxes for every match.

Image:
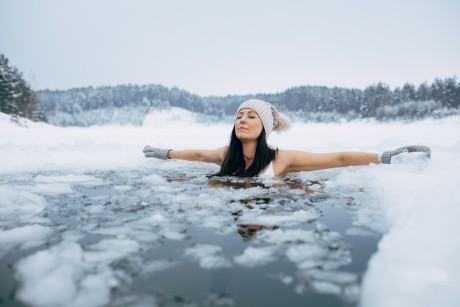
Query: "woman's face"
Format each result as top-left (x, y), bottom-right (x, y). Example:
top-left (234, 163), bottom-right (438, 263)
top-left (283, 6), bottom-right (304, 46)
top-left (235, 108), bottom-right (263, 141)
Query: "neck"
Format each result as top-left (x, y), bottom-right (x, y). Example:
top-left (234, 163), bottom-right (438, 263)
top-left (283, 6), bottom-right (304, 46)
top-left (242, 141), bottom-right (257, 165)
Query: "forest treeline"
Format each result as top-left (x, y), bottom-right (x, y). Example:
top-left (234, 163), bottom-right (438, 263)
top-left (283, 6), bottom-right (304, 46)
top-left (37, 77), bottom-right (460, 126)
top-left (1, 53), bottom-right (459, 126)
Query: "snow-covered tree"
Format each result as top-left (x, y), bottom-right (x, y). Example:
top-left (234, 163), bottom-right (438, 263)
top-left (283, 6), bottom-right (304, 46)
top-left (0, 53), bottom-right (45, 122)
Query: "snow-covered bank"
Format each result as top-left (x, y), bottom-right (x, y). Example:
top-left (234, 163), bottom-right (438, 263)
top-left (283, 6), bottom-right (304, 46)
top-left (1, 112), bottom-right (460, 306)
top-left (359, 161), bottom-right (460, 307)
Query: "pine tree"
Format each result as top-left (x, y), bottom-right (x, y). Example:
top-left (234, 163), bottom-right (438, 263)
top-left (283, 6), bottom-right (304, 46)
top-left (0, 54), bottom-right (15, 114)
top-left (0, 53), bottom-right (45, 122)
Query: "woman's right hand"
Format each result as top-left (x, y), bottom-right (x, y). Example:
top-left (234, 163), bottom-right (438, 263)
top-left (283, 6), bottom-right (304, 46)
top-left (143, 146), bottom-right (171, 159)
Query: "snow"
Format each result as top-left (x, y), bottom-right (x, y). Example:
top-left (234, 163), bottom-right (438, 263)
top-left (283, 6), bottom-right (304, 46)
top-left (1, 111), bottom-right (460, 307)
top-left (142, 107), bottom-right (199, 128)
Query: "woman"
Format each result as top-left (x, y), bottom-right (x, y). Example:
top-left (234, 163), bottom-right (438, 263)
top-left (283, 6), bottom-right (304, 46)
top-left (143, 99), bottom-right (431, 177)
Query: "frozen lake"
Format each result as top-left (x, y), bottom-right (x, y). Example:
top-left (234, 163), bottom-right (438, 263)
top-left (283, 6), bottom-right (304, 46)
top-left (1, 112), bottom-right (460, 307)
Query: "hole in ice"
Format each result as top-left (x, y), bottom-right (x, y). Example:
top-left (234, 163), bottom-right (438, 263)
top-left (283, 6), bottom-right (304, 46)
top-left (1, 168), bottom-right (382, 307)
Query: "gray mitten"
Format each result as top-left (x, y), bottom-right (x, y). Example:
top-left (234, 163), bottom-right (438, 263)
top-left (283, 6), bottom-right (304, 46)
top-left (143, 145), bottom-right (171, 160)
top-left (379, 145), bottom-right (431, 164)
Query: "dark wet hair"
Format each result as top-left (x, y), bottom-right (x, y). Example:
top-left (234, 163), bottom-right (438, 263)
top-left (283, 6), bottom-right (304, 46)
top-left (214, 127), bottom-right (277, 177)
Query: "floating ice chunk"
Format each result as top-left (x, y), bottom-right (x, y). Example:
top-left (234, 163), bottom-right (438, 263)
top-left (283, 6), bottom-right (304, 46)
top-left (140, 215), bottom-right (187, 240)
top-left (324, 167), bottom-right (390, 233)
top-left (302, 269), bottom-right (358, 284)
top-left (167, 193), bottom-right (199, 206)
top-left (69, 270), bottom-right (114, 307)
top-left (260, 177), bottom-right (284, 185)
top-left (281, 225), bottom-right (350, 271)
top-left (295, 283), bottom-right (308, 295)
top-left (238, 209), bottom-right (320, 226)
top-left (234, 246), bottom-right (278, 267)
top-left (16, 241), bottom-right (118, 307)
top-left (189, 214), bottom-right (234, 233)
top-left (84, 239), bottom-right (140, 263)
top-left (0, 224), bottom-right (52, 254)
top-left (286, 244), bottom-right (327, 269)
top-left (345, 227), bottom-right (376, 237)
top-left (298, 269), bottom-right (359, 299)
top-left (91, 226), bottom-right (133, 236)
top-left (95, 225), bottom-right (162, 242)
top-left (129, 230), bottom-right (161, 243)
top-left (34, 174), bottom-right (105, 186)
top-left (146, 213), bottom-right (169, 224)
top-left (113, 185), bottom-right (132, 191)
top-left (195, 192), bottom-right (225, 207)
top-left (289, 188), bottom-right (307, 195)
top-left (257, 229), bottom-right (316, 244)
top-left (311, 280), bottom-right (342, 295)
top-left (185, 244), bottom-right (221, 257)
top-left (282, 275), bottom-right (294, 285)
top-left (111, 294), bottom-right (158, 307)
top-left (160, 228), bottom-right (188, 241)
top-left (184, 244), bottom-right (231, 269)
top-left (15, 242), bottom-right (83, 307)
top-left (274, 273), bottom-right (295, 285)
top-left (31, 183), bottom-right (73, 195)
top-left (142, 174), bottom-right (166, 184)
top-left (142, 259), bottom-right (179, 274)
top-left (202, 293), bottom-right (235, 306)
top-left (0, 186), bottom-right (47, 219)
top-left (193, 213), bottom-right (224, 227)
top-left (61, 230), bottom-right (86, 242)
top-left (343, 284), bottom-right (361, 302)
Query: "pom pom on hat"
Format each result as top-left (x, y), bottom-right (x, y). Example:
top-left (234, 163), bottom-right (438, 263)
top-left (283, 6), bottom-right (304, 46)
top-left (274, 113), bottom-right (291, 133)
top-left (237, 99), bottom-right (291, 137)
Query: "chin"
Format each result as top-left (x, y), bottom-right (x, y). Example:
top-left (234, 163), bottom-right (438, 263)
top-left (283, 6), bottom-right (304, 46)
top-left (236, 134), bottom-right (256, 141)
top-left (235, 133), bottom-right (246, 139)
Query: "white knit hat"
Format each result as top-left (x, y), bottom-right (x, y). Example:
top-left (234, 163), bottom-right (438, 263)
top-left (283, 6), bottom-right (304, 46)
top-left (236, 99), bottom-right (291, 137)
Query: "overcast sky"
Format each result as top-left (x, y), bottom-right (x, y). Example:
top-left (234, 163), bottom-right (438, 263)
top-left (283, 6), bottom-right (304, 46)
top-left (1, 0), bottom-right (459, 96)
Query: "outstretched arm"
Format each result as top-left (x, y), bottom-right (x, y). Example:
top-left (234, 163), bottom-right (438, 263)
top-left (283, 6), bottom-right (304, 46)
top-left (144, 146), bottom-right (227, 166)
top-left (168, 147), bottom-right (227, 165)
top-left (280, 150), bottom-right (379, 172)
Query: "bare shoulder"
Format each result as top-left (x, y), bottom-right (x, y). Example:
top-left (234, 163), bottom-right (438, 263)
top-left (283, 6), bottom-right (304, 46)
top-left (217, 146), bottom-right (228, 157)
top-left (273, 150), bottom-right (303, 176)
top-left (213, 146), bottom-right (228, 165)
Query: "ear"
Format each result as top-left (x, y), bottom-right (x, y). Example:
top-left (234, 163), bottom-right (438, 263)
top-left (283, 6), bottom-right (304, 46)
top-left (274, 113), bottom-right (291, 132)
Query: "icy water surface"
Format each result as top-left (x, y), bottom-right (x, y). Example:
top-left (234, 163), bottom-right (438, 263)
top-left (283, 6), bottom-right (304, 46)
top-left (0, 162), bottom-right (382, 307)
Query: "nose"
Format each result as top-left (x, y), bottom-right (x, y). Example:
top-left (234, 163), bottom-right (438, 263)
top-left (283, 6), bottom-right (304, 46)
top-left (238, 116), bottom-right (247, 124)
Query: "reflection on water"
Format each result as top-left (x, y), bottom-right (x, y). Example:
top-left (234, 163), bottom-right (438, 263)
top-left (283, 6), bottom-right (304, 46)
top-left (237, 224), bottom-right (279, 240)
top-left (0, 167), bottom-right (381, 307)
